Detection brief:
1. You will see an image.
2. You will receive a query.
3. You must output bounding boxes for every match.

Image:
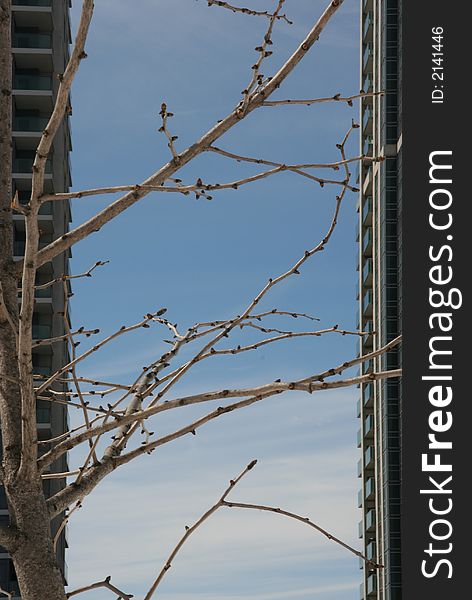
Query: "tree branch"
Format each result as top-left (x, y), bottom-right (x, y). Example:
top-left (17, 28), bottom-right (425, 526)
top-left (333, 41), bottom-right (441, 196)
top-left (32, 260), bottom-right (109, 292)
top-left (100, 120), bottom-right (356, 457)
top-left (0, 586), bottom-right (12, 600)
top-left (201, 325), bottom-right (368, 358)
top-left (39, 331), bottom-right (400, 470)
top-left (237, 0), bottom-right (287, 114)
top-left (221, 501), bottom-right (383, 568)
top-left (207, 1), bottom-right (292, 24)
top-left (158, 103), bottom-right (180, 163)
top-left (143, 459), bottom-right (379, 600)
top-left (143, 460), bottom-right (257, 599)
top-left (39, 164), bottom-right (357, 204)
top-left (45, 367), bottom-right (401, 516)
top-left (35, 309), bottom-right (166, 396)
top-left (262, 90), bottom-right (383, 107)
top-left (66, 576), bottom-right (133, 599)
top-left (209, 143), bottom-right (379, 172)
top-left (53, 501), bottom-right (82, 553)
top-left (16, 0), bottom-right (345, 273)
top-left (17, 0), bottom-right (95, 478)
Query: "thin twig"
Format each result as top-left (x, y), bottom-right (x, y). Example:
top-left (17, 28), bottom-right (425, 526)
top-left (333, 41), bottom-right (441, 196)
top-left (61, 279), bottom-right (99, 467)
top-left (209, 144), bottom-right (377, 172)
top-left (33, 260), bottom-right (109, 291)
top-left (11, 190), bottom-right (27, 215)
top-left (40, 123), bottom-right (362, 469)
top-left (46, 368), bottom-right (401, 518)
top-left (53, 500), bottom-right (82, 553)
top-left (238, 0), bottom-right (286, 114)
top-left (113, 370), bottom-right (402, 468)
top-left (39, 161), bottom-right (358, 203)
top-left (0, 586), bottom-right (12, 600)
top-left (262, 91), bottom-right (384, 107)
top-left (21, 0), bottom-right (346, 271)
top-left (36, 310), bottom-right (166, 395)
top-left (40, 361), bottom-right (401, 476)
top-left (202, 326), bottom-right (368, 357)
top-left (143, 460), bottom-right (257, 599)
top-left (32, 327), bottom-right (99, 347)
top-left (158, 103), bottom-right (180, 163)
top-left (207, 1), bottom-right (292, 24)
top-left (66, 576), bottom-right (133, 599)
top-left (222, 501), bottom-right (382, 569)
top-left (143, 459), bottom-right (380, 600)
top-left (42, 470), bottom-right (81, 480)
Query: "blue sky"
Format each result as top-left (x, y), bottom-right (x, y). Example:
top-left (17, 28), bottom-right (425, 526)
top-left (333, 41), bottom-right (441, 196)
top-left (66, 1), bottom-right (362, 598)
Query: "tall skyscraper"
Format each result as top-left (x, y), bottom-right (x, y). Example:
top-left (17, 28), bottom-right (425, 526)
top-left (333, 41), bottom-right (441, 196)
top-left (0, 0), bottom-right (71, 594)
top-left (357, 1), bottom-right (402, 599)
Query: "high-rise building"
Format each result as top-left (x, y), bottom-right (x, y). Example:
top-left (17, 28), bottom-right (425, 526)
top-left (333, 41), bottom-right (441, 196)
top-left (357, 1), bottom-right (402, 599)
top-left (0, 0), bottom-right (72, 594)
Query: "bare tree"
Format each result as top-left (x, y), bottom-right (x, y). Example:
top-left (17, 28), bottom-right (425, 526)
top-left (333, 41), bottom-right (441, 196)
top-left (0, 1), bottom-right (399, 598)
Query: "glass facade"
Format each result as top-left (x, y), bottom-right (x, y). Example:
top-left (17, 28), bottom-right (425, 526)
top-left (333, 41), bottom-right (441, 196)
top-left (358, 2), bottom-right (402, 599)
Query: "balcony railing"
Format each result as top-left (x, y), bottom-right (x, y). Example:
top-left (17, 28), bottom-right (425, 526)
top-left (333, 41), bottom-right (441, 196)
top-left (366, 541), bottom-right (376, 561)
top-left (364, 414), bottom-right (374, 437)
top-left (363, 11), bottom-right (373, 40)
top-left (13, 157), bottom-right (52, 173)
top-left (362, 74), bottom-right (372, 93)
top-left (363, 289), bottom-right (373, 316)
top-left (365, 509), bottom-right (375, 531)
top-left (13, 115), bottom-right (50, 131)
top-left (35, 286), bottom-right (52, 298)
top-left (12, 32), bottom-right (52, 49)
top-left (18, 284), bottom-right (52, 299)
top-left (363, 227), bottom-right (372, 255)
top-left (37, 402), bottom-right (51, 423)
top-left (367, 573), bottom-right (377, 595)
top-left (363, 383), bottom-right (373, 407)
top-left (18, 193), bottom-right (52, 215)
top-left (358, 520), bottom-right (364, 539)
top-left (364, 445), bottom-right (374, 468)
top-left (363, 165), bottom-right (372, 194)
top-left (13, 73), bottom-right (52, 90)
top-left (39, 201), bottom-right (53, 215)
top-left (365, 477), bottom-right (375, 500)
top-left (363, 107), bottom-right (373, 133)
top-left (362, 195), bottom-right (372, 226)
top-left (363, 43), bottom-right (373, 70)
top-left (13, 0), bottom-right (52, 5)
top-left (362, 322), bottom-right (374, 350)
top-left (32, 324), bottom-right (52, 339)
top-left (33, 365), bottom-right (52, 376)
top-left (14, 238), bottom-right (51, 255)
top-left (363, 258), bottom-right (373, 286)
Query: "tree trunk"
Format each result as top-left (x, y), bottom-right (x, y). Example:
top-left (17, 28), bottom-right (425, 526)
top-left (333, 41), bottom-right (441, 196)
top-left (7, 479), bottom-right (67, 600)
top-left (0, 0), bottom-right (22, 473)
top-left (0, 3), bottom-right (67, 598)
